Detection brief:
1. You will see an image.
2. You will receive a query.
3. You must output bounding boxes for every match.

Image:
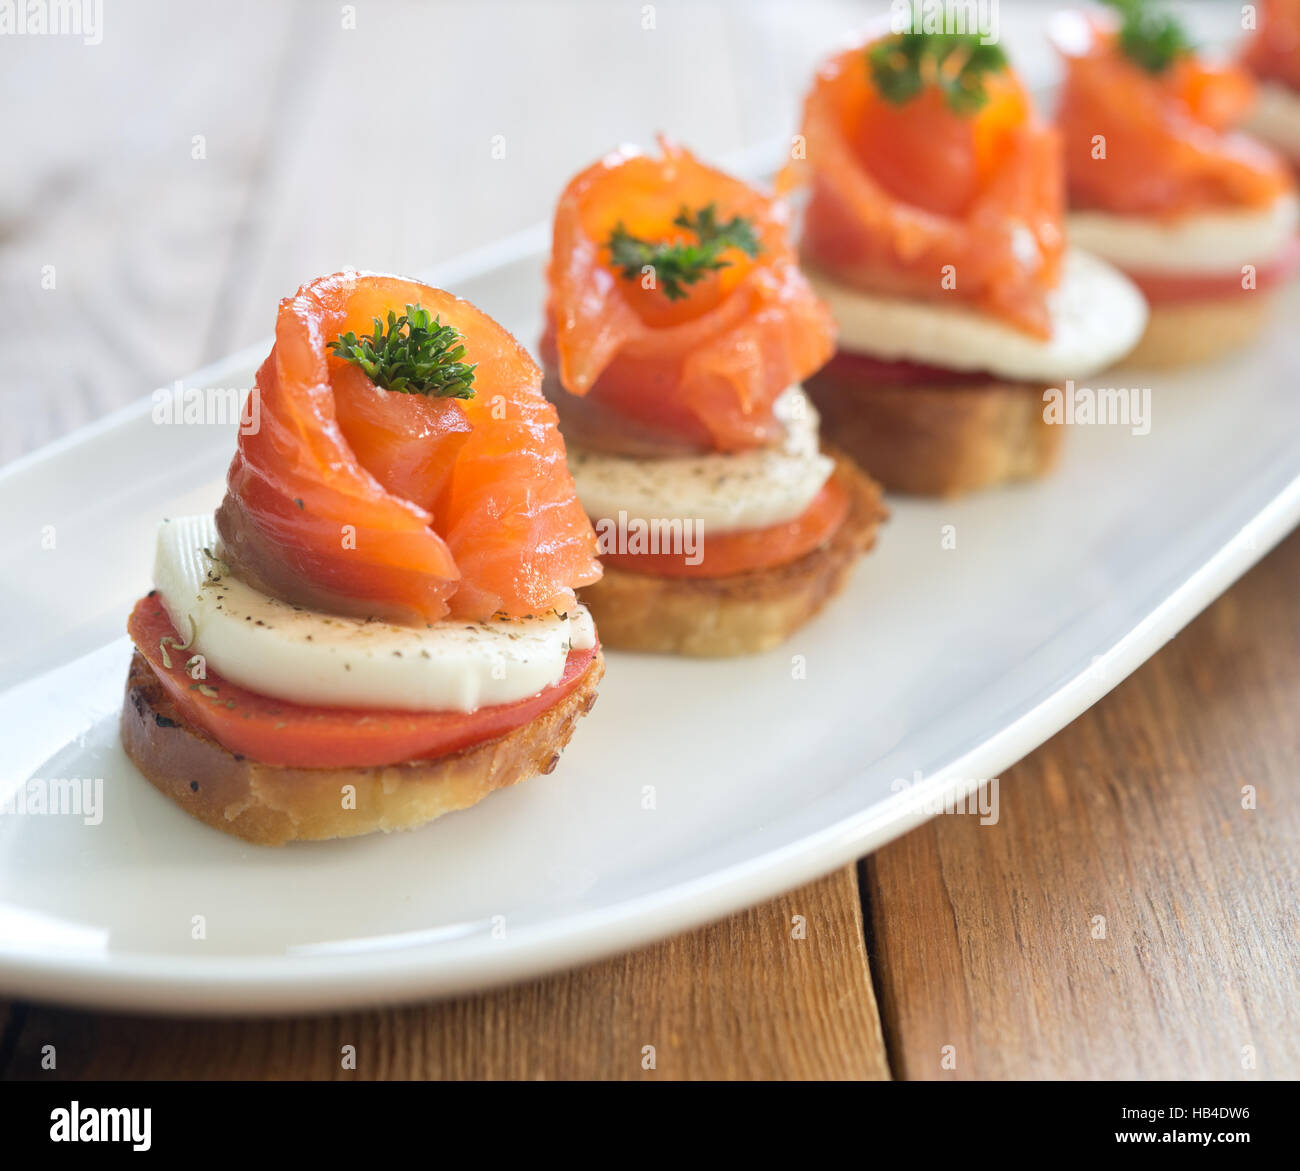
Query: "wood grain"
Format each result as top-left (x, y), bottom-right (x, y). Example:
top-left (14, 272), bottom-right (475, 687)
top-left (0, 868), bottom-right (888, 1080)
top-left (0, 0), bottom-right (302, 462)
top-left (0, 0), bottom-right (989, 464)
top-left (865, 528), bottom-right (1300, 1081)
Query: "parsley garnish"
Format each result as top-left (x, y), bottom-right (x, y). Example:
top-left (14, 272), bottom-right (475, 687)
top-left (329, 304), bottom-right (475, 398)
top-left (868, 32), bottom-right (1009, 115)
top-left (605, 203), bottom-right (762, 301)
top-left (1100, 0), bottom-right (1191, 74)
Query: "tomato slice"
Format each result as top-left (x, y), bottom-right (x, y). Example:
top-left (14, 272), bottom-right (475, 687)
top-left (602, 476), bottom-right (849, 579)
top-left (1124, 236), bottom-right (1300, 303)
top-left (127, 594), bottom-right (596, 769)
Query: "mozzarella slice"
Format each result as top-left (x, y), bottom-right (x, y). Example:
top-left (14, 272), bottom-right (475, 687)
top-left (1068, 193), bottom-right (1300, 276)
top-left (566, 386), bottom-right (835, 534)
top-left (153, 515), bottom-right (594, 713)
top-left (810, 248), bottom-right (1149, 383)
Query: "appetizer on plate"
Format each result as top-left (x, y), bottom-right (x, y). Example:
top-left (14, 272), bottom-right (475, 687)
top-left (1054, 3), bottom-right (1300, 367)
top-left (540, 139), bottom-right (886, 657)
top-left (784, 27), bottom-right (1147, 498)
top-left (121, 271), bottom-right (604, 845)
top-left (1241, 0), bottom-right (1300, 169)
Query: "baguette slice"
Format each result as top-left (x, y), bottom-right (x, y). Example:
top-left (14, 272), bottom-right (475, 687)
top-left (120, 648), bottom-right (604, 845)
top-left (1125, 290), bottom-right (1277, 368)
top-left (805, 370), bottom-right (1061, 498)
top-left (578, 453), bottom-right (885, 657)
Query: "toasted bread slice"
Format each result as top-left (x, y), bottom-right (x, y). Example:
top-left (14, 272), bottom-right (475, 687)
top-left (804, 370), bottom-right (1061, 498)
top-left (120, 648), bottom-right (604, 845)
top-left (1125, 291), bottom-right (1276, 368)
top-left (577, 454), bottom-right (885, 657)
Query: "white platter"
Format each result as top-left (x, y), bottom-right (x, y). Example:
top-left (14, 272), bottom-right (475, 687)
top-left (1, 218), bottom-right (1298, 1015)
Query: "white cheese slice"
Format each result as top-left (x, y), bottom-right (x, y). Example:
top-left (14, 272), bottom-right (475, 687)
top-left (1243, 82), bottom-right (1300, 165)
top-left (566, 386), bottom-right (835, 534)
top-left (1068, 192), bottom-right (1299, 276)
top-left (152, 515), bottom-right (594, 713)
top-left (810, 248), bottom-right (1149, 383)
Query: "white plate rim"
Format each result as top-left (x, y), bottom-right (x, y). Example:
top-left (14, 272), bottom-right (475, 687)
top-left (2, 154), bottom-right (1298, 1014)
top-left (1, 421), bottom-right (1294, 1012)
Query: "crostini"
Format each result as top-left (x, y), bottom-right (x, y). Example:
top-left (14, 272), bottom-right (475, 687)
top-left (1054, 4), bottom-right (1299, 367)
top-left (784, 27), bottom-right (1148, 497)
top-left (1241, 0), bottom-right (1300, 169)
top-left (121, 270), bottom-right (604, 845)
top-left (540, 140), bottom-right (886, 657)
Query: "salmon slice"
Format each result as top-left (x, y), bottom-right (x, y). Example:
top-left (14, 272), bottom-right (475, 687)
top-left (216, 270), bottom-right (600, 625)
top-left (330, 361), bottom-right (472, 515)
top-left (1054, 11), bottom-right (1292, 216)
top-left (542, 138), bottom-right (836, 454)
top-left (781, 35), bottom-right (1064, 338)
top-left (1243, 0), bottom-right (1300, 91)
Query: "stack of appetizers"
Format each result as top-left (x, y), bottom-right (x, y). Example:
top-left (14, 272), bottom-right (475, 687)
top-left (784, 27), bottom-right (1148, 496)
top-left (1054, 3), bottom-right (1299, 366)
top-left (540, 140), bottom-right (886, 656)
top-left (121, 271), bottom-right (604, 844)
top-left (1241, 0), bottom-right (1300, 170)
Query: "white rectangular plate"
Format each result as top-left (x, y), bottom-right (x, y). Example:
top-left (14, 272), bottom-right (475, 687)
top-left (1, 220), bottom-right (1298, 1014)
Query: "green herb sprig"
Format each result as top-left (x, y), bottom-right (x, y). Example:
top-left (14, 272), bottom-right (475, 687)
top-left (868, 32), bottom-right (1009, 115)
top-left (1100, 0), bottom-right (1191, 74)
top-left (329, 304), bottom-right (476, 398)
top-left (606, 203), bottom-right (762, 301)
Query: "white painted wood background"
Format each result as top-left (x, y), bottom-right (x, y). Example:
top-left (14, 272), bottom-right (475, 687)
top-left (0, 0), bottom-right (1236, 462)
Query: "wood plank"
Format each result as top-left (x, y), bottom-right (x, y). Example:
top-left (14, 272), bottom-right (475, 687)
top-left (219, 0), bottom-right (760, 346)
top-left (0, 0), bottom-right (883, 464)
top-left (1, 867), bottom-right (887, 1080)
top-left (866, 529), bottom-right (1300, 1080)
top-left (0, 0), bottom-right (304, 462)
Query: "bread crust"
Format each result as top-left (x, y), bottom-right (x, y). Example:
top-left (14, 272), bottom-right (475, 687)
top-left (577, 454), bottom-right (885, 657)
top-left (1124, 291), bottom-right (1275, 368)
top-left (120, 648), bottom-right (604, 845)
top-left (804, 371), bottom-right (1061, 498)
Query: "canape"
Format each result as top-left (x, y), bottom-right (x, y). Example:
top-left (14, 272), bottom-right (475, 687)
top-left (121, 271), bottom-right (604, 845)
top-left (1054, 5), bottom-right (1299, 367)
top-left (1241, 0), bottom-right (1300, 170)
top-left (540, 140), bottom-right (886, 657)
top-left (784, 27), bottom-right (1148, 497)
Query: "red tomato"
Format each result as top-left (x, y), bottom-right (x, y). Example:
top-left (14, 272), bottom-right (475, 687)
top-left (603, 477), bottom-right (849, 578)
top-left (1126, 236), bottom-right (1300, 303)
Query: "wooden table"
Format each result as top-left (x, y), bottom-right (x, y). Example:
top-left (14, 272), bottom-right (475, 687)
top-left (2, 0), bottom-right (1294, 1081)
